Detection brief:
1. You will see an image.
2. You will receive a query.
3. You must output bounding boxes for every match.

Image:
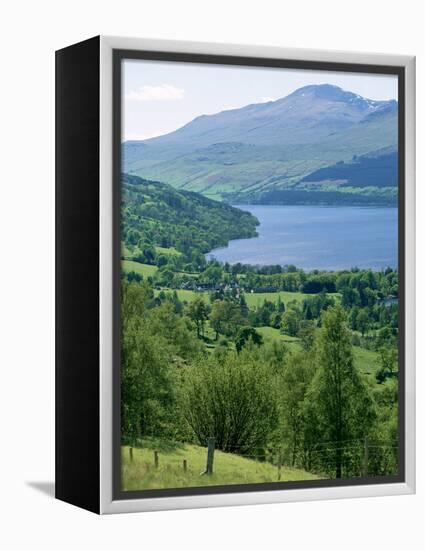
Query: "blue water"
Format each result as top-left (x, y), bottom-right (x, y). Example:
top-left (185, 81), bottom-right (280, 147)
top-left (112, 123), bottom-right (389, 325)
top-left (208, 205), bottom-right (398, 271)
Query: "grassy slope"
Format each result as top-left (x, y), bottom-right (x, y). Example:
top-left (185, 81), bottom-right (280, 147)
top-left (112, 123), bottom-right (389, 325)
top-left (122, 443), bottom-right (319, 491)
top-left (353, 345), bottom-right (379, 376)
top-left (257, 326), bottom-right (300, 343)
top-left (256, 326), bottom-right (380, 376)
top-left (154, 288), bottom-right (199, 303)
top-left (122, 260), bottom-right (158, 278)
top-left (245, 290), bottom-right (309, 308)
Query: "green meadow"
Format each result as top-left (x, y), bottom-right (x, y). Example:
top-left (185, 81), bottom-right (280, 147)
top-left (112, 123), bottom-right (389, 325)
top-left (244, 290), bottom-right (311, 308)
top-left (122, 260), bottom-right (158, 278)
top-left (122, 442), bottom-right (319, 491)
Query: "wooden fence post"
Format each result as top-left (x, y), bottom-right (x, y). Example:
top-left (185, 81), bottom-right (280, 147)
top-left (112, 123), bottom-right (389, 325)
top-left (207, 437), bottom-right (215, 474)
top-left (129, 447), bottom-right (133, 462)
top-left (154, 450), bottom-right (159, 468)
top-left (201, 437), bottom-right (215, 475)
top-left (277, 449), bottom-right (282, 481)
top-left (183, 459), bottom-right (187, 472)
top-left (363, 436), bottom-right (369, 476)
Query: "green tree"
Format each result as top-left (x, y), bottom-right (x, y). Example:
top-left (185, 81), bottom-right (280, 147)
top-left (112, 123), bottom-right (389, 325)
top-left (356, 308), bottom-right (370, 336)
top-left (376, 347), bottom-right (398, 384)
top-left (276, 295), bottom-right (285, 313)
top-left (280, 352), bottom-right (315, 467)
top-left (235, 326), bottom-right (263, 353)
top-left (341, 287), bottom-right (360, 308)
top-left (156, 254), bottom-right (168, 268)
top-left (280, 308), bottom-right (300, 336)
top-left (148, 301), bottom-right (202, 360)
top-left (270, 311), bottom-right (283, 329)
top-left (306, 306), bottom-right (375, 478)
top-left (187, 296), bottom-right (209, 338)
top-left (156, 268), bottom-right (175, 287)
top-left (121, 282), bottom-right (176, 443)
top-left (210, 300), bottom-right (227, 339)
top-left (209, 299), bottom-right (245, 339)
top-left (201, 264), bottom-right (222, 285)
top-left (182, 349), bottom-right (279, 454)
top-left (297, 320), bottom-right (316, 351)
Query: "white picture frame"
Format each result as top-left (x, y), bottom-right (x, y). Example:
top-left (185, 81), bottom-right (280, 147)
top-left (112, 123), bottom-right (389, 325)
top-left (56, 35), bottom-right (415, 514)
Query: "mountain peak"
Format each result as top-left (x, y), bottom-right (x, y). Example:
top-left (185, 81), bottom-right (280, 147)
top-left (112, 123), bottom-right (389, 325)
top-left (291, 83), bottom-right (342, 95)
top-left (279, 84), bottom-right (397, 117)
top-left (125, 82), bottom-right (397, 160)
top-left (288, 84), bottom-right (365, 103)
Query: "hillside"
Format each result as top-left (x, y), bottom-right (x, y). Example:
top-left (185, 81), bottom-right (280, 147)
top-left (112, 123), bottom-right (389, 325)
top-left (123, 84), bottom-right (398, 204)
top-left (301, 146), bottom-right (397, 188)
top-left (228, 146), bottom-right (398, 206)
top-left (121, 173), bottom-right (259, 264)
top-left (122, 442), bottom-right (319, 491)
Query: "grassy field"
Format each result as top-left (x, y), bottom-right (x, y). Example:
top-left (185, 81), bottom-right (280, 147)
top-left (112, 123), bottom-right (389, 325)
top-left (121, 244), bottom-right (180, 260)
top-left (122, 441), bottom-right (319, 491)
top-left (256, 326), bottom-right (298, 342)
top-left (353, 345), bottom-right (379, 376)
top-left (122, 260), bottom-right (158, 278)
top-left (158, 289), bottom-right (323, 307)
top-left (174, 289), bottom-right (199, 302)
top-left (256, 326), bottom-right (380, 376)
top-left (245, 290), bottom-right (314, 308)
top-left (154, 288), bottom-right (199, 303)
top-left (256, 326), bottom-right (302, 351)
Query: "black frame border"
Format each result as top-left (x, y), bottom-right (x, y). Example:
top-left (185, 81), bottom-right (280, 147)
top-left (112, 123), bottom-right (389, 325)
top-left (56, 36), bottom-right (101, 513)
top-left (112, 48), bottom-right (406, 501)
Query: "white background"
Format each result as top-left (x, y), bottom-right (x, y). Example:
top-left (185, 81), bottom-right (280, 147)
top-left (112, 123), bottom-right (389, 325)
top-left (0, 0), bottom-right (423, 548)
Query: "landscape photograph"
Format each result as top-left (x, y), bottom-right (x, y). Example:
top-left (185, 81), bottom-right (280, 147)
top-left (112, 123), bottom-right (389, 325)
top-left (119, 58), bottom-right (400, 492)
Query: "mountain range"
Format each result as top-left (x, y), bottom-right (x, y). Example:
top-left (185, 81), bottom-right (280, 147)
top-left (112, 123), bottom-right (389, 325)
top-left (123, 84), bottom-right (398, 205)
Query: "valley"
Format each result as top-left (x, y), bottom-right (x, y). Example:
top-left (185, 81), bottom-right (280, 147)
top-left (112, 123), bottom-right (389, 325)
top-left (120, 81), bottom-right (400, 491)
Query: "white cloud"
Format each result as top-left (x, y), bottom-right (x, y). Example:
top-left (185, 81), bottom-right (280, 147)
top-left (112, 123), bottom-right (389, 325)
top-left (125, 84), bottom-right (185, 102)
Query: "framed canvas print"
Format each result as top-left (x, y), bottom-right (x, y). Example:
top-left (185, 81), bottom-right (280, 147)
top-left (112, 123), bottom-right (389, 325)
top-left (55, 36), bottom-right (415, 514)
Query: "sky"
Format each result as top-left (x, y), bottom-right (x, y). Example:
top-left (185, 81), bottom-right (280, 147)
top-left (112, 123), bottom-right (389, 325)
top-left (122, 59), bottom-right (398, 142)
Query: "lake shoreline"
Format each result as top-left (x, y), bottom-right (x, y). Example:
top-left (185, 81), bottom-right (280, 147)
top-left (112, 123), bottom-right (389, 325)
top-left (207, 204), bottom-right (398, 272)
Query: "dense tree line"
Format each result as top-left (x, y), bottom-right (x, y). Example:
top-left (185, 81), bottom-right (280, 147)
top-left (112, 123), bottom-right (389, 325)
top-left (228, 188), bottom-right (397, 207)
top-left (125, 256), bottom-right (398, 302)
top-left (121, 280), bottom-right (399, 479)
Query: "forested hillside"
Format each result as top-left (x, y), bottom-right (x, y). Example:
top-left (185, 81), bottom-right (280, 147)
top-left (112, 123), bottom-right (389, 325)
top-left (121, 173), bottom-right (258, 267)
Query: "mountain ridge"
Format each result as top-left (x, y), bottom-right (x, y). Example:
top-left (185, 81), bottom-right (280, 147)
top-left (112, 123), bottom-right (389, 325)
top-left (123, 84), bottom-right (398, 204)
